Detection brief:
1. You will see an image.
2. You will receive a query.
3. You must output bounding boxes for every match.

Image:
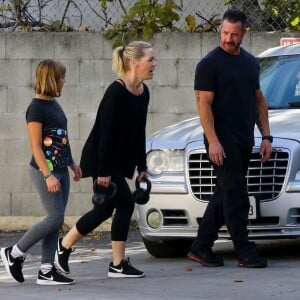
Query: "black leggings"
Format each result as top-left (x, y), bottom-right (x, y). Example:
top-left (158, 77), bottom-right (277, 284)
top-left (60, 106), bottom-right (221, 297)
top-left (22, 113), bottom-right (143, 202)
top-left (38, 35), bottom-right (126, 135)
top-left (76, 171), bottom-right (135, 241)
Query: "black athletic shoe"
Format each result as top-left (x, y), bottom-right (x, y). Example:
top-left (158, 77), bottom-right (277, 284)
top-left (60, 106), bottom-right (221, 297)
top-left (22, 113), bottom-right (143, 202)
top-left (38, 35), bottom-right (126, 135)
top-left (36, 267), bottom-right (74, 285)
top-left (54, 238), bottom-right (73, 274)
top-left (1, 247), bottom-right (25, 283)
top-left (238, 251), bottom-right (267, 268)
top-left (107, 257), bottom-right (145, 278)
top-left (187, 249), bottom-right (224, 267)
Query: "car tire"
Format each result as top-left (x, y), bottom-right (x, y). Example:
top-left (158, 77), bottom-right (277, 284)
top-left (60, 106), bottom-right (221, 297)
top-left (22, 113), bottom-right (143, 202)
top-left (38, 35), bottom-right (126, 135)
top-left (142, 238), bottom-right (192, 258)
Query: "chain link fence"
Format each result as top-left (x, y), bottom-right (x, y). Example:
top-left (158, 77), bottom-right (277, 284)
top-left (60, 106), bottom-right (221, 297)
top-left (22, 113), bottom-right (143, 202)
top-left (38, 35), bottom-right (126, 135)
top-left (0, 0), bottom-right (297, 32)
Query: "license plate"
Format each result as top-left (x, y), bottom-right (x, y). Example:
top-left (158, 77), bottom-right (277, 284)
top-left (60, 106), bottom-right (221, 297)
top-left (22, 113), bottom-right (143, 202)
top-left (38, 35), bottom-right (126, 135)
top-left (248, 196), bottom-right (257, 219)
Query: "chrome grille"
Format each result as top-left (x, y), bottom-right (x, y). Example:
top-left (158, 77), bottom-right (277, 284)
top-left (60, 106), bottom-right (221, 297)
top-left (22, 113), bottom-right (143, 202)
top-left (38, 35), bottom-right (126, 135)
top-left (188, 149), bottom-right (289, 202)
top-left (161, 209), bottom-right (188, 226)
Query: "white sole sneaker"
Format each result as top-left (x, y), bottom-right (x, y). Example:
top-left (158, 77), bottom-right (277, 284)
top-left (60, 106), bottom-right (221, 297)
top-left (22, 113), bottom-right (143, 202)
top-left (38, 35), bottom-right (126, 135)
top-left (107, 271), bottom-right (145, 278)
top-left (36, 278), bottom-right (75, 285)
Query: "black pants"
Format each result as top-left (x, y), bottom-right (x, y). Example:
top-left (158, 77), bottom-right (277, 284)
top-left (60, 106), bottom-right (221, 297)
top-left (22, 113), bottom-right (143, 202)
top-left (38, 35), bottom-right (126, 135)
top-left (191, 142), bottom-right (256, 258)
top-left (76, 170), bottom-right (135, 241)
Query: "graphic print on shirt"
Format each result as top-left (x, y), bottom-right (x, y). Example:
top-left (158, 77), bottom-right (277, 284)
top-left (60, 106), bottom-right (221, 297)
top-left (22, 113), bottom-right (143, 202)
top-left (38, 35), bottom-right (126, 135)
top-left (42, 128), bottom-right (72, 170)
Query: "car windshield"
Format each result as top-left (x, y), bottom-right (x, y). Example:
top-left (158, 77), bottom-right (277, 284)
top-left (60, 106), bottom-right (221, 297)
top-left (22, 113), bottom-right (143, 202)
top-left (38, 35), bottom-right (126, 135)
top-left (258, 55), bottom-right (300, 109)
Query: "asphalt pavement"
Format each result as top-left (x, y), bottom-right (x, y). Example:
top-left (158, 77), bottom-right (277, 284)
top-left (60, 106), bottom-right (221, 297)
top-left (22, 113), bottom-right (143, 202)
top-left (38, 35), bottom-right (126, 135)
top-left (1, 229), bottom-right (300, 300)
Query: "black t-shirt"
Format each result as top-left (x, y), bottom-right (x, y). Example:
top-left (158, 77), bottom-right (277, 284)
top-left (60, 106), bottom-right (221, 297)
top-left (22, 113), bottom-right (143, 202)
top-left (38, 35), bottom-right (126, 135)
top-left (194, 46), bottom-right (260, 146)
top-left (26, 98), bottom-right (73, 171)
top-left (80, 81), bottom-right (149, 179)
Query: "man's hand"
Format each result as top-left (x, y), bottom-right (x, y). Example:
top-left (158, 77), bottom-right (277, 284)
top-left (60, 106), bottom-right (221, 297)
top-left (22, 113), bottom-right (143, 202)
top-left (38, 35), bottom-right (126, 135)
top-left (260, 140), bottom-right (272, 163)
top-left (209, 140), bottom-right (226, 166)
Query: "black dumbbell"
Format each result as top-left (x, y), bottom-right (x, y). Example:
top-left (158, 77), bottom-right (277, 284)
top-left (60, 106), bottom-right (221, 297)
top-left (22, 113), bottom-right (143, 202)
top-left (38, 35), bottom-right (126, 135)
top-left (92, 180), bottom-right (118, 206)
top-left (132, 177), bottom-right (152, 205)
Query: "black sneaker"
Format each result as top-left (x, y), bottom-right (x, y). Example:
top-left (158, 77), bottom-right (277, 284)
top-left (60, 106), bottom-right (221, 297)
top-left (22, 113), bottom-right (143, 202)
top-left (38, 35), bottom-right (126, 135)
top-left (1, 247), bottom-right (25, 283)
top-left (107, 257), bottom-right (145, 278)
top-left (36, 267), bottom-right (74, 285)
top-left (238, 251), bottom-right (267, 268)
top-left (54, 238), bottom-right (73, 274)
top-left (187, 249), bottom-right (224, 267)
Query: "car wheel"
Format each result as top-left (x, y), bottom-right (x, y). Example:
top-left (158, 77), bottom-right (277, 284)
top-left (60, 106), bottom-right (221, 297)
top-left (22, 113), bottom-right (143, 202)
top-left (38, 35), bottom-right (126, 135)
top-left (142, 237), bottom-right (192, 258)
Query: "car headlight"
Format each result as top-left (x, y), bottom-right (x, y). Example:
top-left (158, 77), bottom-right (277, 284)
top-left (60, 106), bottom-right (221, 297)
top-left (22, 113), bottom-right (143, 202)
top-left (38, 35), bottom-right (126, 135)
top-left (147, 149), bottom-right (184, 176)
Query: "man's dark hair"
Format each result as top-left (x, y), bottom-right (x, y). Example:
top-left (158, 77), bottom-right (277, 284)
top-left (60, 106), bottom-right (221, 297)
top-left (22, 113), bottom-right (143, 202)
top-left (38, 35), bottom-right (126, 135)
top-left (222, 9), bottom-right (247, 27)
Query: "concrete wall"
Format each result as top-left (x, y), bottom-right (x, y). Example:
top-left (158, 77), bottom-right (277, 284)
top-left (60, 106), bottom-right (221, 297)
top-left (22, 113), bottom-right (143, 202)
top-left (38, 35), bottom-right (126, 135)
top-left (0, 31), bottom-right (299, 229)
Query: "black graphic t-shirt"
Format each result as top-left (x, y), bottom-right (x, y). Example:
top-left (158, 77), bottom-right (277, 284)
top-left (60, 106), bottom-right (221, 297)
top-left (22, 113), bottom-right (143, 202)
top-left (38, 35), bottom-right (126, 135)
top-left (26, 98), bottom-right (73, 171)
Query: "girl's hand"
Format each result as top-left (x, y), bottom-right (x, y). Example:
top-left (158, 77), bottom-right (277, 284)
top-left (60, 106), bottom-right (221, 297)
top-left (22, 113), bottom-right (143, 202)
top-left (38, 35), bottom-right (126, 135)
top-left (46, 175), bottom-right (61, 193)
top-left (70, 162), bottom-right (82, 182)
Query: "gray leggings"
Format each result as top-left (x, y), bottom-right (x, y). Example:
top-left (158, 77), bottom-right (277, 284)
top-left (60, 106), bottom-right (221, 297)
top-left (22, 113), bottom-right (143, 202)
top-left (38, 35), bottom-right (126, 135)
top-left (17, 166), bottom-right (70, 264)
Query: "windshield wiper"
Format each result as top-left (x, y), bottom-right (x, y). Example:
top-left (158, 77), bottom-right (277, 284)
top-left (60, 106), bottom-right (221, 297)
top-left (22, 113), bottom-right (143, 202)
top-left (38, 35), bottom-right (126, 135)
top-left (288, 101), bottom-right (300, 107)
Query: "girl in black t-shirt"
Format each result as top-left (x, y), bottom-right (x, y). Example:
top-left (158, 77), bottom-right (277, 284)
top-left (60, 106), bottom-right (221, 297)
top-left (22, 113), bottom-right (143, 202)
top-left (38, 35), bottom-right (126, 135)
top-left (0, 59), bottom-right (82, 285)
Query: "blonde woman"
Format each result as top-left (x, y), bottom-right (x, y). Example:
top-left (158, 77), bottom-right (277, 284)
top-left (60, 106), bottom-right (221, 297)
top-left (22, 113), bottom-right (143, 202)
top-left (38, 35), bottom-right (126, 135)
top-left (55, 41), bottom-right (156, 278)
top-left (1, 59), bottom-right (82, 285)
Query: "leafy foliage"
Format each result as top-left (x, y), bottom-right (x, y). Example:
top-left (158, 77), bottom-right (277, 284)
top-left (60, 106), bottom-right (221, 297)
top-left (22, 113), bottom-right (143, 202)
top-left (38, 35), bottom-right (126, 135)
top-left (102, 0), bottom-right (221, 48)
top-left (183, 14), bottom-right (220, 33)
top-left (262, 0), bottom-right (300, 31)
top-left (0, 0), bottom-right (75, 31)
top-left (224, 0), bottom-right (299, 31)
top-left (102, 0), bottom-right (181, 48)
top-left (0, 0), bottom-right (298, 37)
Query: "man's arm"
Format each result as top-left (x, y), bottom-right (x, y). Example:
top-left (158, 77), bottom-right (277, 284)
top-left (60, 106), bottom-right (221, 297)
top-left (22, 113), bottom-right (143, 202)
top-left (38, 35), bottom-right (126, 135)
top-left (255, 89), bottom-right (272, 162)
top-left (255, 89), bottom-right (270, 136)
top-left (195, 90), bottom-right (226, 166)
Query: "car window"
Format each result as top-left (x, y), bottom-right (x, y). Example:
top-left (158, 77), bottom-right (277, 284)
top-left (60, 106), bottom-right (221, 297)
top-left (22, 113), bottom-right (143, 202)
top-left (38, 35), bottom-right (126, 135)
top-left (259, 55), bottom-right (300, 109)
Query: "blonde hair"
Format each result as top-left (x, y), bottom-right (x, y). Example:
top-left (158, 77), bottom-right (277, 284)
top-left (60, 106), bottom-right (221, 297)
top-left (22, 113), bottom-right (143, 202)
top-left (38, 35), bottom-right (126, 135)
top-left (112, 41), bottom-right (152, 76)
top-left (34, 59), bottom-right (66, 97)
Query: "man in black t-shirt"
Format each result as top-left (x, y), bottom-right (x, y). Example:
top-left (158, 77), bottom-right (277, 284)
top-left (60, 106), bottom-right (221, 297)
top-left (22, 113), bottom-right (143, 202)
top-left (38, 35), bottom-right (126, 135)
top-left (187, 9), bottom-right (272, 268)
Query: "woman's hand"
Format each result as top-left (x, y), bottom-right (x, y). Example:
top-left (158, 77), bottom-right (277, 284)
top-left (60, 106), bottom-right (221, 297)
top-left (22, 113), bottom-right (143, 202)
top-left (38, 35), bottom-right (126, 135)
top-left (137, 171), bottom-right (148, 182)
top-left (97, 176), bottom-right (111, 188)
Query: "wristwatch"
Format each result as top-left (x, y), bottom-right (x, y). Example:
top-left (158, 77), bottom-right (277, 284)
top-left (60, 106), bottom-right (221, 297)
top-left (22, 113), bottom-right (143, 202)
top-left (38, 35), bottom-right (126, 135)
top-left (262, 135), bottom-right (273, 143)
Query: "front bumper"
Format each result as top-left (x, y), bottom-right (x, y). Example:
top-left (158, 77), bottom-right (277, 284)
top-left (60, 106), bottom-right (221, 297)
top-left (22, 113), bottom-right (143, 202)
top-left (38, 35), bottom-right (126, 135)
top-left (136, 192), bottom-right (300, 241)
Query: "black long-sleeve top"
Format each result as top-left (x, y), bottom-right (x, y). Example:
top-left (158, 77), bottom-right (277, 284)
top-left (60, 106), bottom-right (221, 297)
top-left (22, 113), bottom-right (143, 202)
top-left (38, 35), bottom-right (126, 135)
top-left (80, 81), bottom-right (149, 179)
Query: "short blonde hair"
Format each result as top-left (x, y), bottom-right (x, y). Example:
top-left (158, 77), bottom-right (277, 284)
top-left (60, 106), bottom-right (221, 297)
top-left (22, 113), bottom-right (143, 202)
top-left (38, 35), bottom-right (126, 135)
top-left (112, 41), bottom-right (152, 76)
top-left (34, 59), bottom-right (66, 97)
